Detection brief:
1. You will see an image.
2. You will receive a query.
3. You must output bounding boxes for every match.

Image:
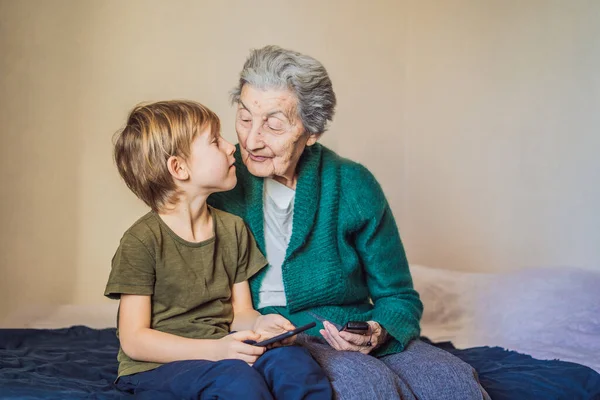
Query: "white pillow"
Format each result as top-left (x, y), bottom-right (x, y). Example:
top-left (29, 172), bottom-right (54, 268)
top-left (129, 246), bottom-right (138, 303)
top-left (411, 264), bottom-right (600, 373)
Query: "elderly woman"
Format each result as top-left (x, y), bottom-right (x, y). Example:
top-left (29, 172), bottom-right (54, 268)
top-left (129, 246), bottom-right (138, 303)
top-left (209, 45), bottom-right (490, 400)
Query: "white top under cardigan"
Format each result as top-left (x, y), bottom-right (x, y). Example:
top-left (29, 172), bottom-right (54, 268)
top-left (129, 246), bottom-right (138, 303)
top-left (257, 178), bottom-right (295, 308)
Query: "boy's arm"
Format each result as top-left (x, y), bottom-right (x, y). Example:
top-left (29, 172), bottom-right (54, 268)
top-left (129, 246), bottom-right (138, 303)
top-left (231, 281), bottom-right (295, 342)
top-left (230, 220), bottom-right (274, 332)
top-left (230, 281), bottom-right (262, 331)
top-left (119, 294), bottom-right (264, 363)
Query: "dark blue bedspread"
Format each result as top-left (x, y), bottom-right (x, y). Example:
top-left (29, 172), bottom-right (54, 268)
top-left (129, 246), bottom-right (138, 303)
top-left (0, 327), bottom-right (126, 399)
top-left (1, 326), bottom-right (599, 399)
top-left (430, 340), bottom-right (600, 400)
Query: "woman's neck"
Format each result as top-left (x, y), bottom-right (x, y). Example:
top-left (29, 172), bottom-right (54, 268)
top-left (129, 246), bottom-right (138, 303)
top-left (158, 194), bottom-right (213, 243)
top-left (272, 174), bottom-right (297, 190)
top-left (272, 162), bottom-right (299, 189)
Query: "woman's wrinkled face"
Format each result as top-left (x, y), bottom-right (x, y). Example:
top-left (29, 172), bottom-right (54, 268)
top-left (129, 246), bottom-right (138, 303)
top-left (235, 85), bottom-right (319, 188)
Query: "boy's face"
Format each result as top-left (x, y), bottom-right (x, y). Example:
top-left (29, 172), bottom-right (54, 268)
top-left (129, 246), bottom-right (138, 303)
top-left (184, 125), bottom-right (237, 195)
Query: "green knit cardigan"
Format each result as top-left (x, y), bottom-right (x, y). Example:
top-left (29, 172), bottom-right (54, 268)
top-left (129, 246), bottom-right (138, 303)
top-left (209, 143), bottom-right (423, 356)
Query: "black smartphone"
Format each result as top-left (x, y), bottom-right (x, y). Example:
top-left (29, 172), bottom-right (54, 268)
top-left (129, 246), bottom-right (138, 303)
top-left (341, 321), bottom-right (369, 335)
top-left (248, 322), bottom-right (317, 347)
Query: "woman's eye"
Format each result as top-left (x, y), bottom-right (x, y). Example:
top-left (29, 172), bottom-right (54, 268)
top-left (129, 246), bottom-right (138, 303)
top-left (266, 118), bottom-right (284, 131)
top-left (238, 111), bottom-right (252, 123)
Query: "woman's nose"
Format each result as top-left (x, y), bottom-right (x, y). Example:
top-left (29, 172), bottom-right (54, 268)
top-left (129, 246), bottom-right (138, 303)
top-left (244, 123), bottom-right (263, 150)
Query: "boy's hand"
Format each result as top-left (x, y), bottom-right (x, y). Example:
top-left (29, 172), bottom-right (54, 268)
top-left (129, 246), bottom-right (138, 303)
top-left (217, 331), bottom-right (266, 365)
top-left (253, 314), bottom-right (297, 347)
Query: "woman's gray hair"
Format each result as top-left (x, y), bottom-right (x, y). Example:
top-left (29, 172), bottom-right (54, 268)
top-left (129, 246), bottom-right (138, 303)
top-left (230, 45), bottom-right (337, 134)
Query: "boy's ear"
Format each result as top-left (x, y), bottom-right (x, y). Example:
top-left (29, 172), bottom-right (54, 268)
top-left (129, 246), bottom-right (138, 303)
top-left (306, 132), bottom-right (322, 147)
top-left (167, 156), bottom-right (189, 181)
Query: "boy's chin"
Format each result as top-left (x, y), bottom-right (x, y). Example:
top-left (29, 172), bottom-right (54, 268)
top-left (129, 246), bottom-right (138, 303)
top-left (216, 177), bottom-right (237, 193)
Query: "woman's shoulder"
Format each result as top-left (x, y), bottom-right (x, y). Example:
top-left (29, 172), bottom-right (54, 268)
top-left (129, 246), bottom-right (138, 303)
top-left (321, 146), bottom-right (384, 196)
top-left (319, 147), bottom-right (388, 219)
top-left (320, 145), bottom-right (377, 177)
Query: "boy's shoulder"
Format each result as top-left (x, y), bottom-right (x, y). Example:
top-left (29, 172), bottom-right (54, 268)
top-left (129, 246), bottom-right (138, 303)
top-left (120, 212), bottom-right (161, 245)
top-left (210, 206), bottom-right (247, 231)
top-left (210, 207), bottom-right (255, 252)
top-left (119, 208), bottom-right (251, 250)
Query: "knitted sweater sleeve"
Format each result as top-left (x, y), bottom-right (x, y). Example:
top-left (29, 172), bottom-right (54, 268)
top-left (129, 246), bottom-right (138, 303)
top-left (344, 163), bottom-right (423, 349)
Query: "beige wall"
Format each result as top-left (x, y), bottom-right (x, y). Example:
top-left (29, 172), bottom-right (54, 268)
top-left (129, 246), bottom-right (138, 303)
top-left (1, 0), bottom-right (598, 319)
top-left (402, 1), bottom-right (600, 271)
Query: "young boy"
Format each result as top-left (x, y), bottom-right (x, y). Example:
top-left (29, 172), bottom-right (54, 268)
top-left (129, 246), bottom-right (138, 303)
top-left (105, 100), bottom-right (332, 399)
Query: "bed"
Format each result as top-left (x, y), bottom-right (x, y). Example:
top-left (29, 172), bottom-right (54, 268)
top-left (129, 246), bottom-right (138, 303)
top-left (1, 266), bottom-right (600, 399)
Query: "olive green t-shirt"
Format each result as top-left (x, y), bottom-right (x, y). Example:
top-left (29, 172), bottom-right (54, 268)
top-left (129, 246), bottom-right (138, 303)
top-left (104, 206), bottom-right (267, 378)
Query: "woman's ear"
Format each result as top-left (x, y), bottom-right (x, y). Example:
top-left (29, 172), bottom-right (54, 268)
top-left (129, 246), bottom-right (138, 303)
top-left (166, 156), bottom-right (189, 181)
top-left (306, 132), bottom-right (322, 147)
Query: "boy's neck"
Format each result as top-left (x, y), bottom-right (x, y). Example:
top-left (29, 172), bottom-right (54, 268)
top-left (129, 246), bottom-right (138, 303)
top-left (158, 195), bottom-right (213, 243)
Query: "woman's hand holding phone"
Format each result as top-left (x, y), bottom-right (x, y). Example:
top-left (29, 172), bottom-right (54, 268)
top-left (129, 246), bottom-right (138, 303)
top-left (320, 320), bottom-right (388, 355)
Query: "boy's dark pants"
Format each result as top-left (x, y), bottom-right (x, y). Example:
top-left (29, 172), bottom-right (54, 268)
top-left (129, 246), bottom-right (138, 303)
top-left (116, 345), bottom-right (332, 399)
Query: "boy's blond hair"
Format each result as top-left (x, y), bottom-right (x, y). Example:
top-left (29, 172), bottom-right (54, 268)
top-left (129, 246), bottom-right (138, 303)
top-left (114, 100), bottom-right (221, 212)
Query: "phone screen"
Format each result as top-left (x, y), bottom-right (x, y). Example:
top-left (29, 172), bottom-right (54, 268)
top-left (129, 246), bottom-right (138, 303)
top-left (254, 322), bottom-right (316, 347)
top-left (341, 321), bottom-right (370, 335)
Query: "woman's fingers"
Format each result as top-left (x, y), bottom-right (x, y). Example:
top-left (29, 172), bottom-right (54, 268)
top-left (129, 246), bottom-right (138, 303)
top-left (320, 327), bottom-right (345, 351)
top-left (319, 328), bottom-right (337, 349)
top-left (338, 330), bottom-right (372, 347)
top-left (366, 321), bottom-right (387, 349)
top-left (319, 321), bottom-right (379, 354)
top-left (319, 321), bottom-right (378, 354)
top-left (323, 321), bottom-right (360, 351)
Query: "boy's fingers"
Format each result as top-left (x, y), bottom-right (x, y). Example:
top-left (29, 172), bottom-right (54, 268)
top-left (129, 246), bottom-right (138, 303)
top-left (238, 342), bottom-right (266, 355)
top-left (239, 353), bottom-right (260, 364)
top-left (272, 315), bottom-right (295, 331)
top-left (282, 336), bottom-right (296, 345)
top-left (231, 330), bottom-right (260, 341)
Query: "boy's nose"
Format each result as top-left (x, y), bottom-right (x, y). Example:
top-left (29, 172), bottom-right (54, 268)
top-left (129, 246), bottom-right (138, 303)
top-left (225, 140), bottom-right (236, 155)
